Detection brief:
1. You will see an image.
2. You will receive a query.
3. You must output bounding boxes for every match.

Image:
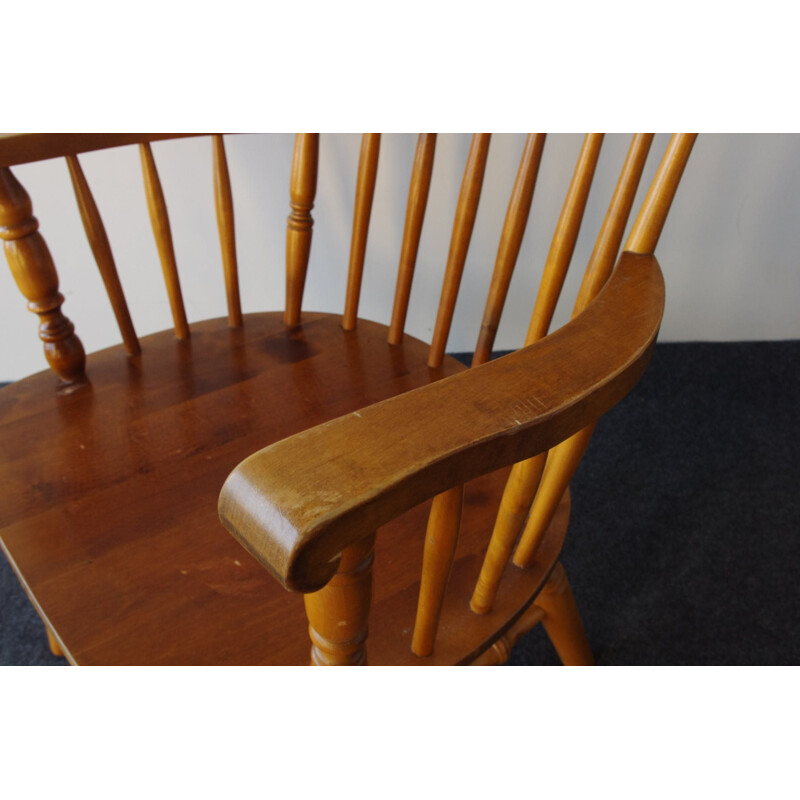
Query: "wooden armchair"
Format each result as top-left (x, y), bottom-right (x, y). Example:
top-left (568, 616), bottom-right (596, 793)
top-left (0, 133), bottom-right (695, 665)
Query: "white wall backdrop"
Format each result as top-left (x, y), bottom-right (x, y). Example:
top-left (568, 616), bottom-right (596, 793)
top-left (2, 133), bottom-right (799, 382)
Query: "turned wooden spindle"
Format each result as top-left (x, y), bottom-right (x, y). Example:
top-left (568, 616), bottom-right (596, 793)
top-left (473, 133), bottom-right (546, 367)
top-left (303, 533), bottom-right (376, 665)
top-left (470, 135), bottom-right (603, 613)
top-left (388, 133), bottom-right (437, 345)
top-left (524, 132), bottom-right (604, 344)
top-left (212, 134), bottom-right (242, 327)
top-left (343, 133), bottom-right (381, 331)
top-left (427, 133), bottom-right (491, 368)
top-left (512, 134), bottom-right (697, 569)
top-left (139, 142), bottom-right (190, 339)
top-left (411, 484), bottom-right (464, 656)
top-left (285, 133), bottom-right (319, 327)
top-left (415, 135), bottom-right (490, 653)
top-left (532, 562), bottom-right (593, 665)
top-left (66, 154), bottom-right (140, 356)
top-left (572, 133), bottom-right (654, 316)
top-left (0, 167), bottom-right (86, 383)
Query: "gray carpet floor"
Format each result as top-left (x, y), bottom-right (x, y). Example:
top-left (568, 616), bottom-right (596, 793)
top-left (2, 340), bottom-right (798, 665)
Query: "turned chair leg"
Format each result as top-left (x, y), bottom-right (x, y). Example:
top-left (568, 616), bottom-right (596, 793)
top-left (533, 562), bottom-right (594, 666)
top-left (46, 625), bottom-right (64, 657)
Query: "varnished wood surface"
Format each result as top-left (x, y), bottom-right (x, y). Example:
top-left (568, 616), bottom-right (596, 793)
top-left (66, 154), bottom-right (141, 356)
top-left (1, 311), bottom-right (560, 665)
top-left (0, 314), bottom-right (441, 663)
top-left (474, 133), bottom-right (546, 366)
top-left (388, 133), bottom-right (437, 344)
top-left (219, 252), bottom-right (665, 593)
top-left (140, 143), bottom-right (190, 339)
top-left (0, 167), bottom-right (87, 383)
top-left (212, 135), bottom-right (242, 327)
top-left (0, 134), bottom-right (206, 167)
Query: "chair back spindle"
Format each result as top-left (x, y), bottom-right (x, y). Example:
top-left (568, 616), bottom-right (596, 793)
top-left (427, 133), bottom-right (492, 369)
top-left (524, 132), bottom-right (604, 345)
top-left (285, 133), bottom-right (319, 327)
top-left (572, 133), bottom-right (654, 316)
top-left (139, 143), bottom-right (190, 339)
top-left (343, 133), bottom-right (381, 331)
top-left (66, 154), bottom-right (141, 356)
top-left (0, 166), bottom-right (87, 383)
top-left (473, 133), bottom-right (546, 367)
top-left (212, 135), bottom-right (243, 328)
top-left (511, 133), bottom-right (698, 570)
top-left (472, 133), bottom-right (661, 614)
top-left (388, 133), bottom-right (437, 345)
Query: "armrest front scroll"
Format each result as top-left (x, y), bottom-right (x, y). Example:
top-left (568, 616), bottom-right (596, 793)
top-left (218, 252), bottom-right (665, 593)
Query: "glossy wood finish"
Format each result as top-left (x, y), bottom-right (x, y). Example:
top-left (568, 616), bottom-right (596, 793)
top-left (305, 532), bottom-right (376, 665)
top-left (0, 133), bottom-right (695, 666)
top-left (412, 484), bottom-right (463, 656)
top-left (513, 133), bottom-right (698, 569)
top-left (0, 134), bottom-right (205, 168)
top-left (66, 154), bottom-right (141, 356)
top-left (428, 133), bottom-right (491, 368)
top-left (139, 143), bottom-right (190, 339)
top-left (343, 133), bottom-right (381, 331)
top-left (473, 133), bottom-right (546, 367)
top-left (472, 133), bottom-right (652, 612)
top-left (573, 133), bottom-right (654, 316)
top-left (212, 135), bottom-right (242, 327)
top-left (388, 134), bottom-right (437, 345)
top-left (285, 134), bottom-right (319, 327)
top-left (219, 252), bottom-right (665, 594)
top-left (0, 167), bottom-right (86, 384)
top-left (0, 313), bottom-right (463, 664)
top-left (525, 133), bottom-right (604, 345)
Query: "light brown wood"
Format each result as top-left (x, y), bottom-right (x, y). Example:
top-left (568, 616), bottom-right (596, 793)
top-left (533, 562), bottom-right (593, 665)
top-left (285, 133), bottom-right (319, 327)
top-left (512, 134), bottom-right (698, 572)
top-left (212, 135), bottom-right (242, 327)
top-left (470, 134), bottom-right (604, 612)
top-left (411, 484), bottom-right (464, 655)
top-left (304, 532), bottom-right (376, 665)
top-left (573, 133), bottom-right (655, 316)
top-left (473, 133), bottom-right (546, 367)
top-left (513, 423), bottom-right (596, 566)
top-left (139, 142), bottom-right (190, 339)
top-left (343, 133), bottom-right (381, 331)
top-left (388, 133), bottom-right (437, 345)
top-left (428, 133), bottom-right (491, 368)
top-left (525, 133), bottom-right (604, 345)
top-left (470, 452), bottom-right (546, 613)
top-left (626, 133), bottom-right (698, 253)
top-left (0, 167), bottom-right (86, 383)
top-left (66, 154), bottom-right (140, 356)
top-left (219, 252), bottom-right (664, 593)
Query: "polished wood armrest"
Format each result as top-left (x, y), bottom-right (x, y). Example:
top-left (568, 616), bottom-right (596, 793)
top-left (218, 252), bottom-right (665, 592)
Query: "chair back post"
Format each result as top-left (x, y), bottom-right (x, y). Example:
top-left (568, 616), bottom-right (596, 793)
top-left (303, 532), bottom-right (376, 665)
top-left (285, 133), bottom-right (319, 327)
top-left (0, 166), bottom-right (87, 384)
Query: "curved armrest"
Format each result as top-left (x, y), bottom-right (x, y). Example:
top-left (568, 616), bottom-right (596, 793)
top-left (218, 252), bottom-right (665, 592)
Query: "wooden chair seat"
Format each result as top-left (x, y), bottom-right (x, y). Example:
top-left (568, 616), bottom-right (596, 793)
top-left (0, 311), bottom-right (567, 664)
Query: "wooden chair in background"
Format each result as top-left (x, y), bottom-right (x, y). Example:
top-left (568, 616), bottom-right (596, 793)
top-left (0, 133), bottom-right (695, 665)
